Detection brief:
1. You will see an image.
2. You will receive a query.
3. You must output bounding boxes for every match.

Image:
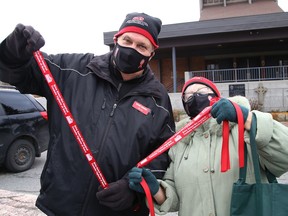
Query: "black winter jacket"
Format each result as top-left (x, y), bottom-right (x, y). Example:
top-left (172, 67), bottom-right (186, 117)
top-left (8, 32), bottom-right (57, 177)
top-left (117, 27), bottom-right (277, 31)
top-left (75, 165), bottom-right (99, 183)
top-left (0, 50), bottom-right (175, 216)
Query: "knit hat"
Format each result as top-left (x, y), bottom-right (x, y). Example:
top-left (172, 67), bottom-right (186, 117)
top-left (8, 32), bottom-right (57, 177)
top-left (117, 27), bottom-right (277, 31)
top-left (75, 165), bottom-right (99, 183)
top-left (114, 12), bottom-right (162, 49)
top-left (181, 76), bottom-right (221, 97)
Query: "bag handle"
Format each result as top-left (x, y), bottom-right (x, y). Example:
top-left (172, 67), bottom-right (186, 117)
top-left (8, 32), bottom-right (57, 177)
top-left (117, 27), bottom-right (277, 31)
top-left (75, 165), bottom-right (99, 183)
top-left (238, 144), bottom-right (248, 183)
top-left (249, 113), bottom-right (262, 184)
top-left (238, 113), bottom-right (262, 183)
top-left (239, 113), bottom-right (277, 184)
top-left (239, 113), bottom-right (261, 183)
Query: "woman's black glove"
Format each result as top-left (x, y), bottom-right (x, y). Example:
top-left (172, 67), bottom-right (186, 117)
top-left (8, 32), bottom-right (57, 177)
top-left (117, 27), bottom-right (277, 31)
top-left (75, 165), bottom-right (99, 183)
top-left (96, 178), bottom-right (136, 211)
top-left (211, 98), bottom-right (249, 124)
top-left (0, 23), bottom-right (45, 65)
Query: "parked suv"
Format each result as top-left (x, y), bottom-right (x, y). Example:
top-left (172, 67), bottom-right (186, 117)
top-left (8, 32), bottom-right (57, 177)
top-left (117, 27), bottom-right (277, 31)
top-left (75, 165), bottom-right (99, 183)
top-left (0, 85), bottom-right (49, 172)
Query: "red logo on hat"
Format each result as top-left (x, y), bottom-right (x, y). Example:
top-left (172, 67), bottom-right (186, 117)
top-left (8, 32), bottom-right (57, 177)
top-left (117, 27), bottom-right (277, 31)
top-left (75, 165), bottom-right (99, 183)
top-left (132, 16), bottom-right (144, 21)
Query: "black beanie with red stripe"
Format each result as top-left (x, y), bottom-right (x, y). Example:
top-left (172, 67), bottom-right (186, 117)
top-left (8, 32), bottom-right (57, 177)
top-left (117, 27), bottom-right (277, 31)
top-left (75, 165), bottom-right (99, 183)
top-left (114, 12), bottom-right (162, 49)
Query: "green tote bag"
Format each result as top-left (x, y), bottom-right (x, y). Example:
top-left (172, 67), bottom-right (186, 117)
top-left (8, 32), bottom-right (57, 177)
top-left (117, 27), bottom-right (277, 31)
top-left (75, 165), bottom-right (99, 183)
top-left (230, 113), bottom-right (288, 216)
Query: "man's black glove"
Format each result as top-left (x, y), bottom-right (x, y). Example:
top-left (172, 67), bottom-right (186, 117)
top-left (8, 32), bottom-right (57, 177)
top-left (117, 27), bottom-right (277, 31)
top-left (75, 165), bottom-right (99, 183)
top-left (0, 23), bottom-right (45, 65)
top-left (211, 98), bottom-right (249, 124)
top-left (96, 178), bottom-right (136, 211)
top-left (128, 167), bottom-right (160, 196)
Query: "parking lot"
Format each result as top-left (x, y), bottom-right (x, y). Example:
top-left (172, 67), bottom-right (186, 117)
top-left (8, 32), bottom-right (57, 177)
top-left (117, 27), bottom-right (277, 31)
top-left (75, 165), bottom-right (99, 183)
top-left (1, 151), bottom-right (288, 216)
top-left (0, 151), bottom-right (178, 216)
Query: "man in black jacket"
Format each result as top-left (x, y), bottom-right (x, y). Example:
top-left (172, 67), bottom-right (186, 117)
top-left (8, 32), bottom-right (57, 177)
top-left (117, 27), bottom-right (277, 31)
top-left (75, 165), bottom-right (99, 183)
top-left (0, 12), bottom-right (175, 216)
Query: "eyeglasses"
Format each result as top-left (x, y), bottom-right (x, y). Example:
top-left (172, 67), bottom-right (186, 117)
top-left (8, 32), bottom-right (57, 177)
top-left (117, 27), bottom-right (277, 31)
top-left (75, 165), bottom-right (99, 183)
top-left (182, 86), bottom-right (212, 102)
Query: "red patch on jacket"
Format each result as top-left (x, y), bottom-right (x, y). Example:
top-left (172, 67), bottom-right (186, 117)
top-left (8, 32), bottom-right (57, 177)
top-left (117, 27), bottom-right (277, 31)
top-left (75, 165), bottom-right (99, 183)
top-left (132, 101), bottom-right (150, 115)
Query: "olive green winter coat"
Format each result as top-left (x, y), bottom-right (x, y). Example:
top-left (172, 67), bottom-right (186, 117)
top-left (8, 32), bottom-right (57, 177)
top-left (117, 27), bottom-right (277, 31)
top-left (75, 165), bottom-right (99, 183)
top-left (155, 96), bottom-right (288, 216)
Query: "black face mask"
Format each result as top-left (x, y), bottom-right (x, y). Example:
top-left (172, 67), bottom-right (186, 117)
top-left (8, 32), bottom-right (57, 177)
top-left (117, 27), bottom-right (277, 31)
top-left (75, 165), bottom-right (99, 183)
top-left (112, 44), bottom-right (150, 74)
top-left (183, 93), bottom-right (215, 118)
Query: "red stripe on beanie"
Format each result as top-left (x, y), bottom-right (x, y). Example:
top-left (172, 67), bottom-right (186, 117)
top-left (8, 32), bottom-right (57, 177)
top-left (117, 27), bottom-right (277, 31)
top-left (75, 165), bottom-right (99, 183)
top-left (114, 26), bottom-right (159, 49)
top-left (181, 76), bottom-right (221, 97)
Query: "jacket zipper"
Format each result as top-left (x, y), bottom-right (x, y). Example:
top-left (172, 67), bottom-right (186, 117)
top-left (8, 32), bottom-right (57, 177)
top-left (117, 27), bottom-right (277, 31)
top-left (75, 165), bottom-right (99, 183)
top-left (83, 83), bottom-right (157, 213)
top-left (94, 83), bottom-right (123, 167)
top-left (110, 103), bottom-right (117, 116)
top-left (83, 86), bottom-right (121, 214)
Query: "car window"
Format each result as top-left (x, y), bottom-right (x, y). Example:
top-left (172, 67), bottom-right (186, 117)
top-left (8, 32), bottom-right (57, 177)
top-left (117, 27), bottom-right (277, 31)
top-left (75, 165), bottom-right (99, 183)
top-left (26, 94), bottom-right (46, 111)
top-left (0, 92), bottom-right (37, 115)
top-left (0, 104), bottom-right (5, 116)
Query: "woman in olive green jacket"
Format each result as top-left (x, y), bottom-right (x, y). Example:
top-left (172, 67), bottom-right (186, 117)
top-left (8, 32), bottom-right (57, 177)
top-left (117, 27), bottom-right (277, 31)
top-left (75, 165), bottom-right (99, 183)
top-left (129, 76), bottom-right (288, 216)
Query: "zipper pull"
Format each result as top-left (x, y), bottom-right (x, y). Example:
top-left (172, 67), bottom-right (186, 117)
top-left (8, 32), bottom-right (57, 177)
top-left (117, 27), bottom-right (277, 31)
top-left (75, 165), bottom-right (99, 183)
top-left (110, 104), bottom-right (117, 116)
top-left (101, 98), bottom-right (106, 109)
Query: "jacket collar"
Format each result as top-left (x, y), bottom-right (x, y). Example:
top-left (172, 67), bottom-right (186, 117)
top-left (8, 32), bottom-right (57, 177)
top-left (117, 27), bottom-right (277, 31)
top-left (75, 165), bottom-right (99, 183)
top-left (87, 52), bottom-right (164, 98)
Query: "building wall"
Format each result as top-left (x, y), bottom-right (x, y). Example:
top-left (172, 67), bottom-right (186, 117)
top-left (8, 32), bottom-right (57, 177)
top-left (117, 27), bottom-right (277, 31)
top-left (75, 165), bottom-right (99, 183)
top-left (152, 39), bottom-right (288, 93)
top-left (191, 56), bottom-right (206, 71)
top-left (150, 56), bottom-right (209, 92)
top-left (151, 57), bottom-right (189, 92)
top-left (200, 0), bottom-right (283, 20)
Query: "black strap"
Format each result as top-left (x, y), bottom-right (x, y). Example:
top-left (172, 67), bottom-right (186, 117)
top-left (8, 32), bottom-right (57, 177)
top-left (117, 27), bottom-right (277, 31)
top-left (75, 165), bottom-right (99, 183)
top-left (239, 113), bottom-right (277, 183)
top-left (238, 144), bottom-right (248, 183)
top-left (250, 113), bottom-right (262, 183)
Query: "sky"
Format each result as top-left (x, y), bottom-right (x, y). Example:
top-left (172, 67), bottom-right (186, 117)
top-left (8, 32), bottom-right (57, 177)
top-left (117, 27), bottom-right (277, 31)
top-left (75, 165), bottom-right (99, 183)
top-left (1, 0), bottom-right (287, 55)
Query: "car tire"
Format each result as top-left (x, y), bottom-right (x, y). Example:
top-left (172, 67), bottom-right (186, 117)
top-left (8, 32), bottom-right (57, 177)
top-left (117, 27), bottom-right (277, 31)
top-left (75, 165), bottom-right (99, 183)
top-left (5, 139), bottom-right (36, 172)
